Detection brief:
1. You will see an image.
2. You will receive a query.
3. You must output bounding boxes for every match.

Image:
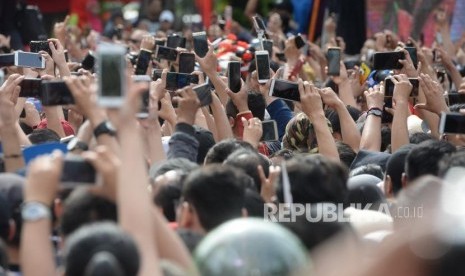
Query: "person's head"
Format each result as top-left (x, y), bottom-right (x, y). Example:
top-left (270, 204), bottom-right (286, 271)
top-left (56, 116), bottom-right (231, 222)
top-left (438, 150), bottom-right (465, 178)
top-left (444, 104), bottom-right (465, 147)
top-left (195, 218), bottom-right (307, 275)
top-left (152, 170), bottom-right (185, 222)
top-left (28, 128), bottom-right (60, 144)
top-left (405, 140), bottom-right (456, 184)
top-left (159, 10), bottom-right (174, 32)
top-left (409, 132), bottom-right (434, 144)
top-left (269, 148), bottom-right (295, 166)
top-left (244, 189), bottom-right (265, 218)
top-left (223, 149), bottom-right (270, 191)
top-left (349, 164), bottom-right (384, 180)
top-left (60, 189), bottom-right (117, 238)
top-left (267, 12), bottom-right (283, 33)
top-left (325, 107), bottom-right (361, 141)
top-left (179, 165), bottom-right (248, 233)
top-left (149, 158), bottom-right (198, 181)
top-left (381, 125), bottom-right (391, 152)
top-left (0, 174), bottom-right (25, 249)
top-left (204, 139), bottom-right (255, 164)
top-left (225, 91), bottom-right (266, 135)
top-left (346, 174), bottom-right (386, 211)
top-left (336, 141), bottom-right (356, 169)
top-left (276, 155), bottom-right (348, 205)
top-left (63, 222), bottom-right (140, 276)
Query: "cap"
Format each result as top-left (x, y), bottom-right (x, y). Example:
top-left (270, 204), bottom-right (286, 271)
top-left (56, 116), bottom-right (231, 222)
top-left (160, 10), bottom-right (174, 23)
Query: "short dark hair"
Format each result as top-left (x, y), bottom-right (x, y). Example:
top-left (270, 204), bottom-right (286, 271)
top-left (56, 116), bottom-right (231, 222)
top-left (182, 165), bottom-right (247, 231)
top-left (336, 141), bottom-right (356, 169)
top-left (438, 150), bottom-right (465, 178)
top-left (449, 104), bottom-right (465, 112)
top-left (223, 149), bottom-right (270, 191)
top-left (350, 164), bottom-right (384, 180)
top-left (225, 91), bottom-right (266, 121)
top-left (244, 189), bottom-right (265, 217)
top-left (149, 158), bottom-right (198, 180)
top-left (60, 189), bottom-right (118, 237)
top-left (381, 126), bottom-right (391, 153)
top-left (204, 139), bottom-right (255, 164)
top-left (409, 132), bottom-right (434, 144)
top-left (277, 155), bottom-right (348, 205)
top-left (154, 180), bottom-right (182, 222)
top-left (405, 140), bottom-right (456, 182)
top-left (28, 128), bottom-right (60, 144)
top-left (64, 222), bottom-right (140, 276)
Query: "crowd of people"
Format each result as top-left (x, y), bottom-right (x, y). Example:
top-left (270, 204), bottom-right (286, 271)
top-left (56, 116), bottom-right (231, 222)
top-left (1, 1), bottom-right (465, 276)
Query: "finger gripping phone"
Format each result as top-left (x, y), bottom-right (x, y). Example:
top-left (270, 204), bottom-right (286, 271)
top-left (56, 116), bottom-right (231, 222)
top-left (193, 83), bottom-right (213, 107)
top-left (135, 49), bottom-right (152, 75)
top-left (255, 50), bottom-right (270, 84)
top-left (384, 77), bottom-right (419, 97)
top-left (269, 79), bottom-right (300, 102)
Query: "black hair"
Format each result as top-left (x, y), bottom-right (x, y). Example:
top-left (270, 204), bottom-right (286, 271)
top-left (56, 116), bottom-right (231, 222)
top-left (19, 122), bottom-right (33, 135)
top-left (149, 158), bottom-right (198, 180)
top-left (182, 165), bottom-right (247, 231)
top-left (409, 132), bottom-right (434, 144)
top-left (28, 128), bottom-right (60, 144)
top-left (0, 174), bottom-right (24, 247)
top-left (381, 126), bottom-right (391, 153)
top-left (449, 103), bottom-right (465, 112)
top-left (349, 164), bottom-right (384, 180)
top-left (270, 148), bottom-right (295, 160)
top-left (336, 141), bottom-right (356, 169)
top-left (60, 189), bottom-right (118, 237)
top-left (154, 181), bottom-right (182, 222)
top-left (244, 189), bottom-right (265, 217)
top-left (405, 140), bottom-right (456, 182)
top-left (223, 149), bottom-right (270, 191)
top-left (64, 222), bottom-right (140, 276)
top-left (225, 91), bottom-right (266, 121)
top-left (276, 155), bottom-right (349, 205)
top-left (325, 106), bottom-right (361, 135)
top-left (204, 139), bottom-right (255, 164)
top-left (438, 150), bottom-right (465, 178)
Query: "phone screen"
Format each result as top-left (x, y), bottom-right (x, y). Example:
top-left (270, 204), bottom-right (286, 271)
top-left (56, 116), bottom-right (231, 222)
top-left (40, 80), bottom-right (75, 106)
top-left (166, 72), bottom-right (178, 90)
top-left (270, 79), bottom-right (300, 102)
top-left (20, 78), bottom-right (42, 98)
top-left (384, 77), bottom-right (419, 97)
top-left (405, 47), bottom-right (418, 68)
top-left (100, 51), bottom-right (124, 97)
top-left (61, 157), bottom-right (97, 186)
top-left (193, 32), bottom-right (208, 58)
top-left (132, 75), bottom-right (151, 117)
top-left (253, 16), bottom-right (266, 31)
top-left (327, 48), bottom-right (341, 76)
top-left (448, 93), bottom-right (465, 106)
top-left (194, 83), bottom-right (213, 107)
top-left (228, 61), bottom-right (241, 93)
top-left (261, 120), bottom-right (278, 141)
top-left (81, 52), bottom-right (96, 71)
top-left (156, 46), bottom-right (178, 61)
top-left (16, 52), bottom-right (44, 68)
top-left (373, 52), bottom-right (405, 70)
top-left (0, 53), bottom-right (14, 67)
top-left (179, 53), bottom-right (195, 74)
top-left (440, 112), bottom-right (465, 134)
top-left (294, 35), bottom-right (305, 49)
top-left (263, 40), bottom-right (273, 56)
top-left (167, 35), bottom-right (186, 48)
top-left (382, 98), bottom-right (393, 124)
top-left (135, 49), bottom-right (152, 75)
top-left (152, 69), bottom-right (163, 81)
top-left (30, 41), bottom-right (51, 56)
top-left (255, 52), bottom-right (270, 83)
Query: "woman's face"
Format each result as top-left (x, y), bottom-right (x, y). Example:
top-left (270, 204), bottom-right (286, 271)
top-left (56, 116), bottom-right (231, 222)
top-left (267, 13), bottom-right (282, 33)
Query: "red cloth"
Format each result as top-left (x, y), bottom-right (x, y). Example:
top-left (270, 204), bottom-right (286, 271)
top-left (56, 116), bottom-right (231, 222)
top-left (37, 119), bottom-right (75, 136)
top-left (27, 0), bottom-right (69, 13)
top-left (234, 111), bottom-right (253, 138)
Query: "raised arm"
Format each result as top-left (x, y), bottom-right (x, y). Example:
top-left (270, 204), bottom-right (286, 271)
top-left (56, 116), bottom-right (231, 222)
top-left (391, 74), bottom-right (413, 152)
top-left (360, 85), bottom-right (385, 151)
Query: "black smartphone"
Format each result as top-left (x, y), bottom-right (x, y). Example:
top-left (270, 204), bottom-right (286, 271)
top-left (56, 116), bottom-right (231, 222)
top-left (0, 53), bottom-right (15, 67)
top-left (179, 52), bottom-right (195, 74)
top-left (61, 156), bottom-right (97, 186)
top-left (193, 83), bottom-right (213, 107)
top-left (155, 45), bottom-right (178, 61)
top-left (30, 41), bottom-right (52, 56)
top-left (40, 80), bottom-right (75, 106)
top-left (263, 39), bottom-right (273, 56)
top-left (255, 50), bottom-right (270, 84)
top-left (14, 51), bottom-right (45, 69)
top-left (405, 47), bottom-right (418, 68)
top-left (193, 31), bottom-right (208, 58)
top-left (20, 78), bottom-right (42, 98)
top-left (135, 49), bottom-right (152, 75)
top-left (155, 38), bottom-right (166, 48)
top-left (252, 15), bottom-right (267, 32)
top-left (382, 97), bottom-right (393, 124)
top-left (166, 72), bottom-right (190, 90)
top-left (152, 69), bottom-right (163, 81)
top-left (384, 77), bottom-right (419, 97)
top-left (132, 75), bottom-right (151, 118)
top-left (294, 35), bottom-right (306, 49)
top-left (261, 120), bottom-right (278, 141)
top-left (448, 92), bottom-right (465, 106)
top-left (439, 112), bottom-right (465, 134)
top-left (167, 34), bottom-right (186, 49)
top-left (228, 61), bottom-right (241, 93)
top-left (373, 51), bottom-right (405, 70)
top-left (269, 79), bottom-right (300, 102)
top-left (327, 48), bottom-right (341, 76)
top-left (276, 52), bottom-right (287, 62)
top-left (81, 52), bottom-right (96, 71)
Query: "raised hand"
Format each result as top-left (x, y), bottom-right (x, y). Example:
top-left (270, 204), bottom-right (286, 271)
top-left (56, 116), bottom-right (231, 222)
top-left (415, 73), bottom-right (448, 115)
top-left (242, 117), bottom-right (263, 148)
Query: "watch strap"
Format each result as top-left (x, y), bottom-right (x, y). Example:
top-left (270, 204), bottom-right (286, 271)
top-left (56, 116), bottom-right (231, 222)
top-left (93, 121), bottom-right (116, 138)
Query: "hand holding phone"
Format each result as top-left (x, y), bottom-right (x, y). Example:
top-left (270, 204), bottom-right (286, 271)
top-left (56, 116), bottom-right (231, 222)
top-left (193, 32), bottom-right (208, 58)
top-left (14, 51), bottom-right (45, 69)
top-left (30, 41), bottom-right (52, 56)
top-left (327, 48), bottom-right (341, 76)
top-left (269, 79), bottom-right (300, 102)
top-left (255, 51), bottom-right (270, 84)
top-left (179, 52), bottom-right (195, 74)
top-left (155, 45), bottom-right (178, 61)
top-left (261, 120), bottom-right (278, 141)
top-left (40, 80), bottom-right (75, 106)
top-left (97, 44), bottom-right (127, 108)
top-left (373, 51), bottom-right (405, 70)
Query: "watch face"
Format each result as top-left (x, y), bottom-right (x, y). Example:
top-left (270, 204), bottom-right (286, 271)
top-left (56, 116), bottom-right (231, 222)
top-left (372, 109), bottom-right (383, 116)
top-left (105, 121), bottom-right (116, 132)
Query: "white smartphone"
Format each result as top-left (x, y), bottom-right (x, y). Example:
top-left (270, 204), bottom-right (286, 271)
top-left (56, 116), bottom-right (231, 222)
top-left (255, 50), bottom-right (270, 84)
top-left (14, 51), bottom-right (45, 69)
top-left (97, 44), bottom-right (126, 108)
top-left (261, 120), bottom-right (278, 141)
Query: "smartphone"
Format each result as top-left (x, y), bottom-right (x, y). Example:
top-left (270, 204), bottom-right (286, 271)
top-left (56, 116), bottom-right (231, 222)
top-left (14, 51), bottom-right (45, 69)
top-left (373, 51), bottom-right (405, 70)
top-left (40, 80), bottom-right (75, 106)
top-left (193, 31), bottom-right (208, 58)
top-left (152, 68), bottom-right (163, 81)
top-left (255, 50), bottom-right (270, 84)
top-left (263, 39), bottom-right (273, 56)
top-left (61, 156), bottom-right (97, 186)
top-left (276, 52), bottom-right (287, 62)
top-left (30, 41), bottom-right (51, 56)
top-left (135, 49), bottom-right (152, 75)
top-left (252, 15), bottom-right (267, 32)
top-left (405, 47), bottom-right (418, 68)
top-left (384, 77), bottom-right (419, 97)
top-left (193, 83), bottom-right (213, 107)
top-left (261, 120), bottom-right (278, 141)
top-left (20, 78), bottom-right (42, 98)
top-left (447, 92), bottom-right (465, 106)
top-left (97, 44), bottom-right (127, 108)
top-left (228, 61), bottom-right (241, 93)
top-left (167, 34), bottom-right (186, 49)
top-left (132, 75), bottom-right (151, 118)
top-left (155, 45), bottom-right (178, 61)
top-left (327, 48), bottom-right (341, 76)
top-left (166, 72), bottom-right (190, 90)
top-left (0, 53), bottom-right (14, 67)
top-left (81, 52), bottom-right (96, 71)
top-left (155, 38), bottom-right (166, 48)
top-left (179, 52), bottom-right (195, 74)
top-left (382, 98), bottom-right (393, 124)
top-left (269, 79), bottom-right (300, 102)
top-left (294, 35), bottom-right (306, 49)
top-left (439, 112), bottom-right (465, 134)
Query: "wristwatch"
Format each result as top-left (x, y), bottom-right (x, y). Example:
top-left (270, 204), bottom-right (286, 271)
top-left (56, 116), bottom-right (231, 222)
top-left (93, 121), bottom-right (116, 138)
top-left (367, 107), bottom-right (383, 118)
top-left (67, 138), bottom-right (89, 152)
top-left (21, 202), bottom-right (51, 222)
